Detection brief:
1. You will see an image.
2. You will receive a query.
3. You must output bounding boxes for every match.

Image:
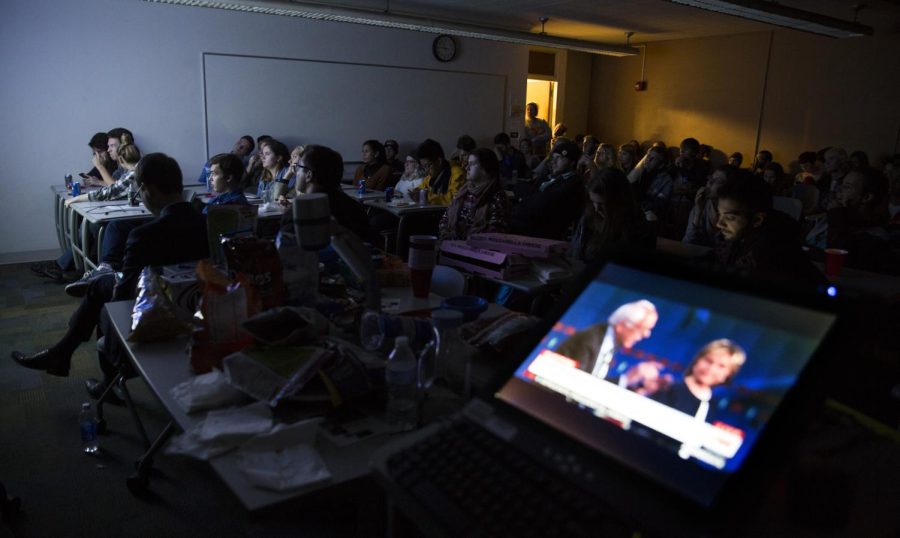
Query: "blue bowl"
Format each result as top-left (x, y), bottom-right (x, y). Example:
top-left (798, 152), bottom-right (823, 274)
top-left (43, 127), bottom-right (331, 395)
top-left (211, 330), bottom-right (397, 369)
top-left (441, 295), bottom-right (488, 322)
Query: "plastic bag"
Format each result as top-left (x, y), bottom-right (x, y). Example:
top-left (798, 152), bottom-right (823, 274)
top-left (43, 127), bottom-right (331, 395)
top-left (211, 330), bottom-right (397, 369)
top-left (128, 267), bottom-right (191, 342)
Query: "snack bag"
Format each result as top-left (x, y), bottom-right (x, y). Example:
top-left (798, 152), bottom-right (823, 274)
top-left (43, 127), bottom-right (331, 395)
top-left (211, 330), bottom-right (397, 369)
top-left (189, 260), bottom-right (260, 374)
top-left (128, 267), bottom-right (191, 342)
top-left (223, 235), bottom-right (285, 312)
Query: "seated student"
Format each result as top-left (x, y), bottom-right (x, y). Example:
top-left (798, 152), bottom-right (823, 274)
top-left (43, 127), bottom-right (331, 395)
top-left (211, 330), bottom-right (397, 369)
top-left (683, 165), bottom-right (740, 247)
top-left (618, 143), bottom-right (638, 177)
top-left (509, 140), bottom-right (584, 241)
top-left (394, 153), bottom-right (425, 202)
top-left (665, 137), bottom-right (710, 239)
top-left (714, 175), bottom-right (824, 285)
top-left (824, 166), bottom-right (895, 273)
top-left (493, 132), bottom-right (531, 181)
top-left (795, 151), bottom-right (821, 185)
top-left (258, 139), bottom-right (291, 200)
top-left (411, 139), bottom-right (465, 206)
top-left (633, 145), bottom-right (673, 221)
top-left (12, 153), bottom-right (209, 387)
top-left (438, 148), bottom-right (510, 240)
top-left (92, 128), bottom-right (135, 186)
top-left (727, 152), bottom-right (743, 168)
top-left (196, 135), bottom-right (255, 186)
top-left (518, 138), bottom-right (541, 171)
top-left (66, 142), bottom-right (142, 207)
top-left (204, 153), bottom-right (250, 213)
top-left (571, 168), bottom-right (654, 262)
top-left (244, 134), bottom-right (273, 191)
top-left (762, 162), bottom-right (793, 197)
top-left (283, 144), bottom-right (374, 244)
top-left (452, 135), bottom-right (477, 173)
top-left (593, 143), bottom-right (618, 172)
top-left (750, 149), bottom-right (773, 178)
top-left (383, 139), bottom-right (404, 184)
top-left (354, 139), bottom-right (393, 191)
top-left (84, 132), bottom-right (116, 184)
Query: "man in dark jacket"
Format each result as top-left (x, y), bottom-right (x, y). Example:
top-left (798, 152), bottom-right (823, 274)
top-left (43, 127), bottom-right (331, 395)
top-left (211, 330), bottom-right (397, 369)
top-left (510, 140), bottom-right (584, 240)
top-left (12, 154), bottom-right (210, 385)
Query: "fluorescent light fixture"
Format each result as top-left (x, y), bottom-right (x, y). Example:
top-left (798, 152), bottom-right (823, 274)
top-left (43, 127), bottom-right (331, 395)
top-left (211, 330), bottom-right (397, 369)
top-left (667, 0), bottom-right (873, 38)
top-left (142, 0), bottom-right (638, 56)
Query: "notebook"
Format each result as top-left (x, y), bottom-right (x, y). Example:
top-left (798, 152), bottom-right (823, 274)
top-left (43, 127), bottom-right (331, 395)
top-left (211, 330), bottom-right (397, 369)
top-left (375, 253), bottom-right (839, 535)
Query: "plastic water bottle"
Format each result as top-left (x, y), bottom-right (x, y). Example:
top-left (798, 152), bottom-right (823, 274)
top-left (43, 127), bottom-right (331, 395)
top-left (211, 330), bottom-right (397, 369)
top-left (427, 309), bottom-right (465, 391)
top-left (79, 402), bottom-right (99, 454)
top-left (385, 336), bottom-right (419, 432)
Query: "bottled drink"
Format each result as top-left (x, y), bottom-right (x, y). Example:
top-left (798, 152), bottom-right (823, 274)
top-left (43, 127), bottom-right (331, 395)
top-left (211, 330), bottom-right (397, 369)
top-left (79, 402), bottom-right (99, 454)
top-left (64, 174), bottom-right (73, 191)
top-left (385, 336), bottom-right (419, 432)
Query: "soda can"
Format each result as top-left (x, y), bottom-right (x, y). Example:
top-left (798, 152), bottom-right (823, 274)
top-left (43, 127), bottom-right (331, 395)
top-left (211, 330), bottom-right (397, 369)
top-left (418, 188), bottom-right (428, 206)
top-left (357, 180), bottom-right (366, 197)
top-left (384, 187), bottom-right (394, 203)
top-left (71, 182), bottom-right (81, 197)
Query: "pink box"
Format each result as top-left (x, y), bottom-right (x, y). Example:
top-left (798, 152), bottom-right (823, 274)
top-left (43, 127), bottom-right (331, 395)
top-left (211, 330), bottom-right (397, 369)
top-left (466, 233), bottom-right (570, 259)
top-left (439, 240), bottom-right (529, 280)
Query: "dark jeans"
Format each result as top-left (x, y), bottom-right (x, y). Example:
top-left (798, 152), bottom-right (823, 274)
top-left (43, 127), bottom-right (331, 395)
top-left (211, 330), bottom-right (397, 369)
top-left (54, 273), bottom-right (116, 368)
top-left (99, 219), bottom-right (144, 269)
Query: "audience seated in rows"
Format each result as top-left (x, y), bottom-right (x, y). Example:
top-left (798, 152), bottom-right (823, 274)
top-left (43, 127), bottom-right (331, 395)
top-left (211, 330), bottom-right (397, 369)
top-left (14, 153), bottom-right (210, 398)
top-left (683, 165), bottom-right (743, 248)
top-left (413, 139), bottom-right (465, 206)
top-left (494, 132), bottom-right (531, 181)
top-left (84, 132), bottom-right (117, 184)
top-left (66, 141), bottom-right (142, 207)
top-left (259, 139), bottom-right (292, 200)
top-left (196, 135), bottom-right (254, 187)
top-left (438, 148), bottom-right (510, 240)
top-left (393, 154), bottom-right (426, 202)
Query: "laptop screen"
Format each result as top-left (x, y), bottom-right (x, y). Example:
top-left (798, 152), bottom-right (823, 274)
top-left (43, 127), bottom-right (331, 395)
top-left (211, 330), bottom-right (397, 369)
top-left (495, 262), bottom-right (836, 506)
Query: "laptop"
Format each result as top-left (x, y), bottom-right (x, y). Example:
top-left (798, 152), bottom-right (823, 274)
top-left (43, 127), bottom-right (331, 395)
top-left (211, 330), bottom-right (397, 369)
top-left (373, 253), bottom-right (840, 536)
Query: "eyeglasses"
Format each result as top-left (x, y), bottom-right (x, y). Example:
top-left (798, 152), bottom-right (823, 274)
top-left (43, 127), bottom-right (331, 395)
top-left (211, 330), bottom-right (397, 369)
top-left (296, 164), bottom-right (312, 172)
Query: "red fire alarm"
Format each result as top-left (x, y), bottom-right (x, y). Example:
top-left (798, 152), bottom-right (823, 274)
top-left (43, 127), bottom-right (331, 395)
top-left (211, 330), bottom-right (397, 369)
top-left (634, 80), bottom-right (647, 91)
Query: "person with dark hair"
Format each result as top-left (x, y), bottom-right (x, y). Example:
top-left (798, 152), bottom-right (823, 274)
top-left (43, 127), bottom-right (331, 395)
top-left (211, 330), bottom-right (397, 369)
top-left (354, 139), bottom-right (392, 191)
top-left (509, 140), bottom-right (584, 240)
top-left (493, 132), bottom-right (531, 181)
top-left (196, 135), bottom-right (256, 186)
top-left (413, 139), bottom-right (465, 206)
top-left (849, 150), bottom-right (870, 170)
top-left (84, 132), bottom-right (116, 182)
top-left (683, 165), bottom-right (740, 247)
top-left (750, 150), bottom-right (773, 177)
top-left (714, 175), bottom-right (823, 284)
top-left (762, 162), bottom-right (792, 197)
top-left (454, 135), bottom-right (477, 171)
top-left (824, 166), bottom-right (894, 273)
top-left (665, 138), bottom-right (710, 239)
top-left (291, 144), bottom-right (373, 244)
top-left (89, 129), bottom-right (135, 187)
top-left (245, 134), bottom-right (273, 183)
top-left (618, 144), bottom-right (638, 176)
top-left (438, 148), bottom-right (510, 240)
top-left (383, 139), bottom-right (403, 183)
top-left (518, 138), bottom-right (541, 170)
top-left (728, 152), bottom-right (743, 168)
top-left (579, 135), bottom-right (600, 174)
top-left (571, 168), bottom-right (654, 262)
top-left (204, 153), bottom-right (249, 213)
top-left (795, 151), bottom-right (821, 185)
top-left (13, 153), bottom-right (209, 394)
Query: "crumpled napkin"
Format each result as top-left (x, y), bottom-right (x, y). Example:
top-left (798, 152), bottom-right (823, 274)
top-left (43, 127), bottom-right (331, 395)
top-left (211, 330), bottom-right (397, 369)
top-left (236, 419), bottom-right (331, 491)
top-left (165, 401), bottom-right (274, 460)
top-left (171, 369), bottom-right (246, 413)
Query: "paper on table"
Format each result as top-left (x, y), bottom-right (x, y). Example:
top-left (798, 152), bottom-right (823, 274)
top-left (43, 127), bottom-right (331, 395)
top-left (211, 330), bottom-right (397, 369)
top-left (170, 369), bottom-right (246, 413)
top-left (237, 419), bottom-right (331, 491)
top-left (165, 401), bottom-right (274, 460)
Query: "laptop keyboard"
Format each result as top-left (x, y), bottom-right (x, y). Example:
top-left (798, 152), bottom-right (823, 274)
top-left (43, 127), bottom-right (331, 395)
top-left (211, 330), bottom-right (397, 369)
top-left (386, 420), bottom-right (632, 538)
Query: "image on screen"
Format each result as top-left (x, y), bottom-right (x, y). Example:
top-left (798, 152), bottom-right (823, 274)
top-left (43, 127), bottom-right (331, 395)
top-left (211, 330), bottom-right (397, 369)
top-left (496, 263), bottom-right (835, 502)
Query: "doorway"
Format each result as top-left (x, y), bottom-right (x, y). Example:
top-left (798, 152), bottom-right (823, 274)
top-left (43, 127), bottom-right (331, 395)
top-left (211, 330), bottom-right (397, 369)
top-left (525, 79), bottom-right (557, 129)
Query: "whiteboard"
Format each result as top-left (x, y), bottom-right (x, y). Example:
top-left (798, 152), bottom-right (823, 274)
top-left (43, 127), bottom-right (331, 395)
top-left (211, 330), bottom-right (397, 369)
top-left (202, 53), bottom-right (507, 164)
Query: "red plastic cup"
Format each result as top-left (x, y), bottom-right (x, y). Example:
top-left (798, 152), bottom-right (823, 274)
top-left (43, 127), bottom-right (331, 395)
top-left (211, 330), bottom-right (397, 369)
top-left (408, 235), bottom-right (437, 298)
top-left (824, 248), bottom-right (848, 278)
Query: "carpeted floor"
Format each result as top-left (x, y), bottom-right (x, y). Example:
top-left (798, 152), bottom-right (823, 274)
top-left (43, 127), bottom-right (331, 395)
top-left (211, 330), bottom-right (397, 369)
top-left (0, 263), bottom-right (383, 537)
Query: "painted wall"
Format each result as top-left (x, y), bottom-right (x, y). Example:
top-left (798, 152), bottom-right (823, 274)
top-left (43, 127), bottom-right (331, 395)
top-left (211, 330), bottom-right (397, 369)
top-left (0, 0), bottom-right (527, 259)
top-left (588, 28), bottom-right (900, 167)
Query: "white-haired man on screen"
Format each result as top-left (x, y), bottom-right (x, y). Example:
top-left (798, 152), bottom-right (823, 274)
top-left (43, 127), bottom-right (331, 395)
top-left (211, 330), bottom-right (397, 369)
top-left (555, 299), bottom-right (660, 387)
